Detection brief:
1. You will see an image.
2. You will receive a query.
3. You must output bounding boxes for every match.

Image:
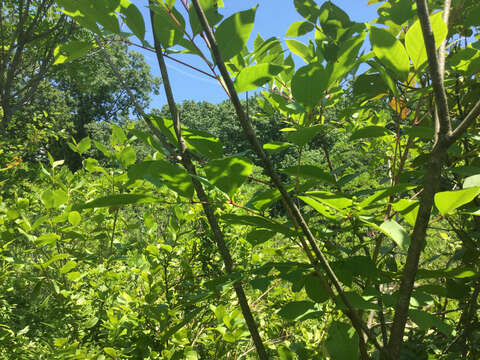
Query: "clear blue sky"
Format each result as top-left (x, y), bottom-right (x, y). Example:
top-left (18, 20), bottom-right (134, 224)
top-left (134, 1), bottom-right (380, 109)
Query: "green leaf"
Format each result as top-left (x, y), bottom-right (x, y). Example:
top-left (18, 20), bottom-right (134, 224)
top-left (79, 194), bottom-right (160, 209)
top-left (405, 11), bottom-right (448, 70)
top-left (350, 126), bottom-right (393, 141)
top-left (188, 0), bottom-right (223, 36)
top-left (234, 64), bottom-right (286, 93)
top-left (41, 190), bottom-right (55, 209)
top-left (334, 291), bottom-right (380, 310)
top-left (246, 229), bottom-right (275, 246)
top-left (282, 165), bottom-right (335, 184)
top-left (263, 142), bottom-right (292, 154)
top-left (285, 20), bottom-right (315, 37)
top-left (291, 63), bottom-right (328, 109)
top-left (116, 146), bottom-right (137, 168)
top-left (111, 124), bottom-right (127, 146)
top-left (277, 301), bottom-right (316, 321)
top-left (285, 39), bottom-right (313, 63)
top-left (403, 126), bottom-right (434, 140)
top-left (104, 347), bottom-right (118, 358)
top-left (54, 40), bottom-right (92, 65)
top-left (120, 2), bottom-right (146, 39)
top-left (216, 6), bottom-right (257, 61)
top-left (409, 309), bottom-right (452, 336)
top-left (325, 322), bottom-right (359, 360)
top-left (35, 233), bottom-right (60, 247)
top-left (128, 160), bottom-right (195, 199)
top-left (294, 0), bottom-right (321, 22)
top-left (221, 214), bottom-right (293, 236)
top-left (434, 186), bottom-right (480, 216)
top-left (370, 26), bottom-right (410, 81)
top-left (60, 260), bottom-right (77, 274)
top-left (284, 125), bottom-right (324, 147)
top-left (94, 140), bottom-right (112, 158)
top-left (77, 137), bottom-right (91, 154)
top-left (380, 220), bottom-right (411, 250)
top-left (392, 199), bottom-right (419, 226)
top-left (304, 275), bottom-right (329, 303)
top-left (327, 30), bottom-right (366, 86)
top-left (464, 174), bottom-right (480, 188)
top-left (68, 211), bottom-right (81, 226)
top-left (204, 156), bottom-right (253, 197)
top-left (151, 3), bottom-right (186, 48)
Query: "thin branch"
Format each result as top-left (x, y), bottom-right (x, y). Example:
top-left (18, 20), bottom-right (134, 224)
top-left (449, 99), bottom-right (480, 143)
top-left (416, 0), bottom-right (451, 142)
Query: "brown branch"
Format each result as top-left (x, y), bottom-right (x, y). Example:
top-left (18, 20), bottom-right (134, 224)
top-left (416, 0), bottom-right (451, 143)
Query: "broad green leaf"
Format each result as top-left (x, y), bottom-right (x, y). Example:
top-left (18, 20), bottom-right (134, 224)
top-left (188, 0), bottom-right (223, 36)
top-left (318, 2), bottom-right (352, 40)
top-left (464, 174), bottom-right (480, 188)
top-left (151, 116), bottom-right (223, 159)
top-left (151, 4), bottom-right (186, 48)
top-left (350, 126), bottom-right (393, 140)
top-left (334, 292), bottom-right (380, 310)
top-left (434, 186), bottom-right (480, 216)
top-left (284, 125), bottom-right (324, 147)
top-left (234, 64), bottom-right (286, 93)
top-left (111, 124), bottom-right (127, 146)
top-left (282, 165), bottom-right (335, 184)
top-left (41, 190), bottom-right (55, 209)
top-left (294, 0), bottom-right (321, 22)
top-left (68, 211), bottom-right (81, 226)
top-left (43, 189), bottom-right (68, 209)
top-left (128, 160), bottom-right (195, 199)
top-left (392, 199), bottom-right (419, 226)
top-left (53, 40), bottom-right (92, 65)
top-left (94, 140), bottom-right (112, 158)
top-left (327, 30), bottom-right (366, 86)
top-left (246, 229), bottom-right (275, 246)
top-left (298, 196), bottom-right (338, 220)
top-left (409, 309), bottom-right (452, 336)
top-left (104, 347), bottom-right (118, 357)
top-left (79, 194), bottom-right (160, 209)
top-left (403, 126), bottom-right (434, 140)
top-left (60, 260), bottom-right (77, 274)
top-left (120, 2), bottom-right (146, 39)
top-left (285, 39), bottom-right (312, 63)
top-left (116, 146), bottom-right (136, 168)
top-left (263, 142), bottom-right (292, 154)
top-left (291, 63), bottom-right (328, 109)
top-left (304, 275), bottom-right (329, 303)
top-left (405, 12), bottom-right (448, 70)
top-left (325, 322), bottom-right (359, 360)
top-left (216, 6), bottom-right (257, 61)
top-left (353, 73), bottom-right (388, 101)
top-left (380, 220), bottom-right (411, 250)
top-left (221, 214), bottom-right (293, 236)
top-left (35, 233), bottom-right (60, 247)
top-left (43, 253), bottom-right (70, 269)
top-left (285, 20), bottom-right (315, 37)
top-left (77, 137), bottom-right (91, 154)
top-left (277, 300), bottom-right (316, 321)
top-left (306, 191), bottom-right (353, 212)
top-left (370, 26), bottom-right (410, 81)
top-left (204, 156), bottom-right (253, 197)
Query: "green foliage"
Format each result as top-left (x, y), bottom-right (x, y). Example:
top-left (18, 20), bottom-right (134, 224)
top-left (2, 0), bottom-right (480, 359)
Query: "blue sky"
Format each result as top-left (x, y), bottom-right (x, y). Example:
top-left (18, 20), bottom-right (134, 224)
top-left (134, 1), bottom-right (380, 109)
